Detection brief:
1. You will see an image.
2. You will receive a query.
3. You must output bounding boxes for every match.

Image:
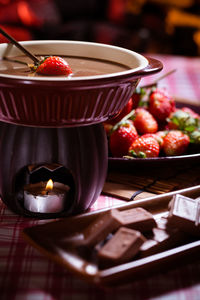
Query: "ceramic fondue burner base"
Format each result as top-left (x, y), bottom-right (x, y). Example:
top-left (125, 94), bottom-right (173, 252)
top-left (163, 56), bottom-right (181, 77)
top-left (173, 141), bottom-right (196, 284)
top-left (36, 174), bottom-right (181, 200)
top-left (0, 121), bottom-right (108, 218)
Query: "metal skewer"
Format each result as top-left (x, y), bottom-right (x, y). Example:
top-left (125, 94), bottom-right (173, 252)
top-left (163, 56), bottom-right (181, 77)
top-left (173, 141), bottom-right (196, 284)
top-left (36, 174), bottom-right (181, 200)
top-left (0, 27), bottom-right (40, 65)
top-left (141, 69), bottom-right (176, 89)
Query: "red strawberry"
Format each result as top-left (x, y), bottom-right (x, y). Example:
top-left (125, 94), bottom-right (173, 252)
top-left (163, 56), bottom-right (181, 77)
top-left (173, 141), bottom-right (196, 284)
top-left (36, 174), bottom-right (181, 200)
top-left (132, 92), bottom-right (141, 109)
top-left (103, 122), bottom-right (113, 136)
top-left (162, 130), bottom-right (190, 156)
top-left (181, 107), bottom-right (200, 119)
top-left (167, 109), bottom-right (199, 131)
top-left (129, 136), bottom-right (160, 158)
top-left (133, 108), bottom-right (158, 134)
top-left (108, 98), bottom-right (133, 124)
top-left (36, 56), bottom-right (72, 76)
top-left (149, 88), bottom-right (175, 122)
top-left (142, 133), bottom-right (164, 148)
top-left (109, 122), bottom-right (138, 157)
top-left (155, 130), bottom-right (168, 148)
top-left (132, 87), bottom-right (147, 109)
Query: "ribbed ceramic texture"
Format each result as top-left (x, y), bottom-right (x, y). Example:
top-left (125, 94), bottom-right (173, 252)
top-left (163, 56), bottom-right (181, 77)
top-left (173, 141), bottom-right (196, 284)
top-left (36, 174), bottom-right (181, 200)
top-left (0, 79), bottom-right (138, 127)
top-left (0, 121), bottom-right (108, 218)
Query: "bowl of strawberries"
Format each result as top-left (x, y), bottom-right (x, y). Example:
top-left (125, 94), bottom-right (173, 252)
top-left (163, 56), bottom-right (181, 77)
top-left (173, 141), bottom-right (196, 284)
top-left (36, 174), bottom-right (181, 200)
top-left (105, 82), bottom-right (200, 169)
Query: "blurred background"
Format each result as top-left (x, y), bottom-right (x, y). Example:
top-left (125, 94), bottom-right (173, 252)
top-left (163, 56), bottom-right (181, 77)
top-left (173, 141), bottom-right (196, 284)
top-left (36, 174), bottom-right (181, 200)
top-left (0, 0), bottom-right (200, 56)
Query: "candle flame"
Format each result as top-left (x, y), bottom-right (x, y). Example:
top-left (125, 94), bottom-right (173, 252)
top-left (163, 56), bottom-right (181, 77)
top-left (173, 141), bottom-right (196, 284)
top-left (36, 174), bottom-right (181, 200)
top-left (45, 179), bottom-right (53, 191)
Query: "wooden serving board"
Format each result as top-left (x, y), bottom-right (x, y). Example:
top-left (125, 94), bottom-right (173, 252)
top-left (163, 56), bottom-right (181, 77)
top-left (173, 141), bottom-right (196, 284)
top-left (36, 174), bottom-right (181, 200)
top-left (103, 164), bottom-right (200, 201)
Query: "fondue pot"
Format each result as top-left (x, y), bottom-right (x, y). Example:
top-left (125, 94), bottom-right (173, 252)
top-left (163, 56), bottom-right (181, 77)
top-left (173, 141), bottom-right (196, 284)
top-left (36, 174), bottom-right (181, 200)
top-left (0, 40), bottom-right (163, 218)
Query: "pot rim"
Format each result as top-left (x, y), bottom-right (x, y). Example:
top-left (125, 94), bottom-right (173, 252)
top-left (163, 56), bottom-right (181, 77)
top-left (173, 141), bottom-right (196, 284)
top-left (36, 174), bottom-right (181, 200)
top-left (0, 40), bottom-right (149, 82)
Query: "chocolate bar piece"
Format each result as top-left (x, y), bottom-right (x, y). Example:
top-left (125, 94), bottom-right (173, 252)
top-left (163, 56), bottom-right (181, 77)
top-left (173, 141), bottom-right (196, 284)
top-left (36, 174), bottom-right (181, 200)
top-left (98, 227), bottom-right (146, 266)
top-left (140, 224), bottom-right (186, 258)
top-left (111, 207), bottom-right (156, 232)
top-left (79, 210), bottom-right (120, 247)
top-left (167, 194), bottom-right (200, 237)
top-left (79, 207), bottom-right (156, 247)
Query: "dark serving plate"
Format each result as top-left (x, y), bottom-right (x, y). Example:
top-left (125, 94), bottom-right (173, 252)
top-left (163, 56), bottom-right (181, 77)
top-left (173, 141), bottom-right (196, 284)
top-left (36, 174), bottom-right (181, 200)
top-left (108, 101), bottom-right (200, 171)
top-left (22, 185), bottom-right (200, 287)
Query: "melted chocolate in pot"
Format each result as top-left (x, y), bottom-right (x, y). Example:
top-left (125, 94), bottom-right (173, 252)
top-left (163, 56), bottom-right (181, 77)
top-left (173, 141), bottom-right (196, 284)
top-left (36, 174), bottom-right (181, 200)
top-left (0, 55), bottom-right (130, 77)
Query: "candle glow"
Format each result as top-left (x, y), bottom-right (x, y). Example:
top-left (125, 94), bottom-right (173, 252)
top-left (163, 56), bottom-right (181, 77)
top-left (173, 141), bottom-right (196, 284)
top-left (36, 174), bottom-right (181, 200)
top-left (46, 179), bottom-right (53, 191)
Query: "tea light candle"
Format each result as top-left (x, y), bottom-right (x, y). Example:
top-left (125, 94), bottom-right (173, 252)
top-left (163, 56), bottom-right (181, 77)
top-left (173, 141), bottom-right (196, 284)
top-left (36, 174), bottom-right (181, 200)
top-left (23, 179), bottom-right (70, 213)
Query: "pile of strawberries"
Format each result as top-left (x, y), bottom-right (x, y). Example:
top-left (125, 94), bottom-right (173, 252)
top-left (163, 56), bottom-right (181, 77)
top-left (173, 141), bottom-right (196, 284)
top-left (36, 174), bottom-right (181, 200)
top-left (104, 86), bottom-right (200, 158)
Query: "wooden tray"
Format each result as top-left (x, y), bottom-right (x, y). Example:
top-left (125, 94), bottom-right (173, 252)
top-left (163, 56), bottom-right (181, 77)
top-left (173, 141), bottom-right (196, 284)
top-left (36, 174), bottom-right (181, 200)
top-left (22, 185), bottom-right (200, 287)
top-left (103, 163), bottom-right (200, 201)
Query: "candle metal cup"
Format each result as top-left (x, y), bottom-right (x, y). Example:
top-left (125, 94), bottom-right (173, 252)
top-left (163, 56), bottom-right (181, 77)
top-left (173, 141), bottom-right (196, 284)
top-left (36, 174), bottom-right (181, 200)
top-left (23, 181), bottom-right (70, 213)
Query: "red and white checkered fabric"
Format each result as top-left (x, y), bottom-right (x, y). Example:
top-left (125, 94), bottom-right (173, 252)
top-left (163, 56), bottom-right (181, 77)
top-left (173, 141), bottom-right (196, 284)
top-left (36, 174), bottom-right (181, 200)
top-left (141, 54), bottom-right (200, 103)
top-left (1, 198), bottom-right (200, 300)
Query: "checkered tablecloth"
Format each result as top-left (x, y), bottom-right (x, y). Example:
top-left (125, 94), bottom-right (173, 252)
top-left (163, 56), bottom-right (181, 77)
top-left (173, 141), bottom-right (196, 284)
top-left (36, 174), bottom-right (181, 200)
top-left (140, 54), bottom-right (200, 104)
top-left (0, 54), bottom-right (200, 300)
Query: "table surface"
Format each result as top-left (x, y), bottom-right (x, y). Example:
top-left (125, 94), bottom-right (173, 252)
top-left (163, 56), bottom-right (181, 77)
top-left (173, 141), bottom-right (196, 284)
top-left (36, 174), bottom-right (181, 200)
top-left (1, 53), bottom-right (200, 300)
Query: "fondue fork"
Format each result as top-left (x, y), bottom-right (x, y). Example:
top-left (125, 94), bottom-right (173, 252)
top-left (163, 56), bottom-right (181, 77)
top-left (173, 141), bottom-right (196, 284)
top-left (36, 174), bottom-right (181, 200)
top-left (0, 27), bottom-right (40, 65)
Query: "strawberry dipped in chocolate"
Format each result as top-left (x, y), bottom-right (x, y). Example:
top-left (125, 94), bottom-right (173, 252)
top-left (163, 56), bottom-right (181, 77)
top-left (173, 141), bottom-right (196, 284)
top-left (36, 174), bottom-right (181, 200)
top-left (34, 56), bottom-right (73, 76)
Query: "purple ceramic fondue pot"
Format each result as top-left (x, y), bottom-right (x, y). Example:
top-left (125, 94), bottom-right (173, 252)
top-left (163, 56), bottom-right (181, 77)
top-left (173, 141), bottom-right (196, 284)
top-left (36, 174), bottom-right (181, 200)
top-left (0, 40), bottom-right (162, 218)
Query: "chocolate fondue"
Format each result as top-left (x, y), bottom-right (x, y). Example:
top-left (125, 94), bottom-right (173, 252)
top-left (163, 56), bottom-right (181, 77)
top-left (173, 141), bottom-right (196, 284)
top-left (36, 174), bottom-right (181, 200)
top-left (0, 55), bottom-right (130, 77)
